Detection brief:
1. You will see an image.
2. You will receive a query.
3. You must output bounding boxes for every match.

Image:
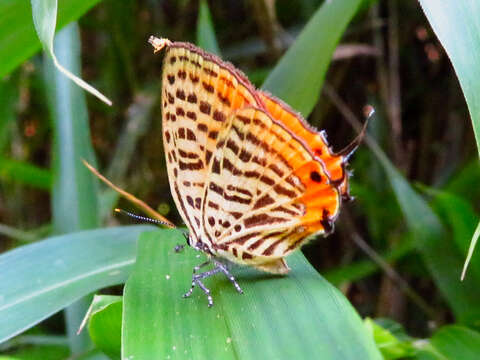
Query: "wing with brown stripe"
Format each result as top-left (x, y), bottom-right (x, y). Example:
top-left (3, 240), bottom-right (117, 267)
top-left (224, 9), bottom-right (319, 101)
top-left (202, 107), bottom-right (341, 271)
top-left (161, 42), bottom-right (259, 248)
top-left (156, 39), bottom-right (354, 273)
top-left (258, 91), bottom-right (351, 200)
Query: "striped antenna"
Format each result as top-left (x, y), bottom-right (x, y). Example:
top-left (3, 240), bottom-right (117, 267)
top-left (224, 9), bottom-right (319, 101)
top-left (115, 208), bottom-right (174, 227)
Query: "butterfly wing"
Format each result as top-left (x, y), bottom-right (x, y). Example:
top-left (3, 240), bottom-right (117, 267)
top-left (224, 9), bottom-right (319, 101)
top-left (202, 107), bottom-right (341, 272)
top-left (160, 41), bottom-right (349, 272)
top-left (258, 91), bottom-right (351, 200)
top-left (161, 43), bottom-right (260, 248)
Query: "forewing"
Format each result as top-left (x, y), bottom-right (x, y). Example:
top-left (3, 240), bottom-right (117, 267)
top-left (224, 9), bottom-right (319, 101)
top-left (161, 42), bottom-right (259, 244)
top-left (202, 107), bottom-right (341, 266)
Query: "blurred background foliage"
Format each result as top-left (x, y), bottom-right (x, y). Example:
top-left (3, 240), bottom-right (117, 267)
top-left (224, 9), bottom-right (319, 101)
top-left (1, 0), bottom-right (480, 359)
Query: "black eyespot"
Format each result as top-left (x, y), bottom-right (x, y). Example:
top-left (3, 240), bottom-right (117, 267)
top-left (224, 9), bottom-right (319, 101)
top-left (310, 171), bottom-right (322, 182)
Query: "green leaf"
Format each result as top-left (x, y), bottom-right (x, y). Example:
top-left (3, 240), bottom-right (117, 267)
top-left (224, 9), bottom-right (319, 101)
top-left (43, 23), bottom-right (101, 352)
top-left (418, 0), bottom-right (480, 295)
top-left (0, 0), bottom-right (101, 78)
top-left (0, 76), bottom-right (18, 152)
top-left (262, 0), bottom-right (364, 115)
top-left (30, 0), bottom-right (111, 105)
top-left (378, 157), bottom-right (480, 326)
top-left (418, 325), bottom-right (480, 360)
top-left (364, 318), bottom-right (415, 360)
top-left (84, 295), bottom-right (122, 360)
top-left (122, 230), bottom-right (381, 360)
top-left (0, 345), bottom-right (69, 360)
top-left (196, 0), bottom-right (220, 55)
top-left (44, 23), bottom-right (99, 245)
top-left (0, 158), bottom-right (51, 190)
top-left (0, 225), bottom-right (152, 344)
top-left (429, 190), bottom-right (480, 281)
top-left (418, 1), bottom-right (480, 154)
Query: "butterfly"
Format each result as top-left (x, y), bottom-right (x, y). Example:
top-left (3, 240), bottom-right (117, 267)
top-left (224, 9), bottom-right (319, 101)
top-left (149, 36), bottom-right (365, 306)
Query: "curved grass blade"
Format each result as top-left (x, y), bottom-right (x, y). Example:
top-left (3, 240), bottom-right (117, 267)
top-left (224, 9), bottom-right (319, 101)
top-left (0, 225), bottom-right (152, 344)
top-left (418, 0), bottom-right (480, 282)
top-left (0, 0), bottom-right (101, 78)
top-left (428, 190), bottom-right (480, 281)
top-left (262, 0), bottom-right (364, 116)
top-left (31, 0), bottom-right (111, 105)
top-left (122, 230), bottom-right (382, 360)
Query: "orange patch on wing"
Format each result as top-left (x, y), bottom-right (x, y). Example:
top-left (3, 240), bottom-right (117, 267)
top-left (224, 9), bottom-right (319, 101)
top-left (258, 91), bottom-right (349, 197)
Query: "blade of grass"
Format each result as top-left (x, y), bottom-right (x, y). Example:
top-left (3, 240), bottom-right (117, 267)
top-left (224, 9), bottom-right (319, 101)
top-left (262, 0), bottom-right (364, 116)
top-left (31, 0), bottom-right (111, 105)
top-left (0, 76), bottom-right (18, 152)
top-left (418, 0), bottom-right (480, 282)
top-left (0, 0), bottom-right (102, 78)
top-left (196, 0), bottom-right (220, 55)
top-left (0, 158), bottom-right (51, 190)
top-left (417, 325), bottom-right (480, 360)
top-left (0, 225), bottom-right (152, 344)
top-left (427, 189), bottom-right (480, 281)
top-left (43, 23), bottom-right (100, 354)
top-left (122, 230), bottom-right (382, 360)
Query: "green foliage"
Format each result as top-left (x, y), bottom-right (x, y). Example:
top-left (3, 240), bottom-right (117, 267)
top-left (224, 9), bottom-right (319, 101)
top-left (0, 345), bottom-right (69, 360)
top-left (262, 0), bottom-right (364, 116)
top-left (0, 158), bottom-right (51, 190)
top-left (417, 326), bottom-right (480, 360)
top-left (365, 318), bottom-right (416, 359)
top-left (2, 0), bottom-right (480, 359)
top-left (122, 230), bottom-right (380, 359)
top-left (419, 0), bottom-right (480, 289)
top-left (0, 226), bottom-right (151, 344)
top-left (196, 0), bottom-right (220, 55)
top-left (0, 0), bottom-right (101, 78)
top-left (43, 21), bottom-right (101, 353)
top-left (85, 296), bottom-right (122, 359)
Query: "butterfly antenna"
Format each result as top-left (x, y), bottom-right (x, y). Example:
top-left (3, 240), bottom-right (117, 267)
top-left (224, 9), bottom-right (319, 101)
top-left (115, 208), bottom-right (173, 227)
top-left (336, 106), bottom-right (374, 161)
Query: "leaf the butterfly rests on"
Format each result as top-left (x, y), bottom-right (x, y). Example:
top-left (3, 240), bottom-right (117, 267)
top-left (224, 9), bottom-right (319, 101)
top-left (149, 36), bottom-right (359, 304)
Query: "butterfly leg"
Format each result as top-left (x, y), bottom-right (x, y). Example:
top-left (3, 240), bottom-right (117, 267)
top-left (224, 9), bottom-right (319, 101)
top-left (183, 263), bottom-right (221, 307)
top-left (213, 260), bottom-right (244, 294)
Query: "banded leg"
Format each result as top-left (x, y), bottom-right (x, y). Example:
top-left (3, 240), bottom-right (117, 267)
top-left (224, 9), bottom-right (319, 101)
top-left (183, 265), bottom-right (221, 307)
top-left (183, 260), bottom-right (244, 307)
top-left (183, 260), bottom-right (212, 299)
top-left (214, 260), bottom-right (244, 294)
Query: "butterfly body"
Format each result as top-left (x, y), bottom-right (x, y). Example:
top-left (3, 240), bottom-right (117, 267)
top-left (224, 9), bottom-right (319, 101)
top-left (157, 38), bottom-right (352, 275)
